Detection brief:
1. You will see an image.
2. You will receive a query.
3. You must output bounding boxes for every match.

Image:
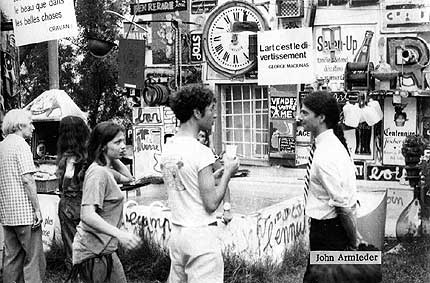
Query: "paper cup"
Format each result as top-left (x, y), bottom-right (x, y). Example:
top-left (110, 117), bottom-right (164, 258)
top-left (225, 144), bottom-right (237, 158)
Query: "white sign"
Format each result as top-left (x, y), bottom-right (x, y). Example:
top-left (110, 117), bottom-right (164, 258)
top-left (12, 0), bottom-right (78, 46)
top-left (314, 25), bottom-right (377, 90)
top-left (383, 97), bottom-right (417, 165)
top-left (258, 28), bottom-right (315, 85)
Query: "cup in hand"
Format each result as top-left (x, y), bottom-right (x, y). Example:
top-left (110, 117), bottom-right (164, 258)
top-left (225, 144), bottom-right (237, 159)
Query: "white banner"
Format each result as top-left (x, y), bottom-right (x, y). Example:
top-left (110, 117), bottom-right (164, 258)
top-left (258, 28), bottom-right (315, 85)
top-left (12, 0), bottom-right (78, 46)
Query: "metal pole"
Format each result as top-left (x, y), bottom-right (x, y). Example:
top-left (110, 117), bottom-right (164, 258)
top-left (48, 40), bottom-right (59, 89)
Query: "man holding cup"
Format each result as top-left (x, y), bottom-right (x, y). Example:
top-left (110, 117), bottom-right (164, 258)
top-left (161, 84), bottom-right (239, 283)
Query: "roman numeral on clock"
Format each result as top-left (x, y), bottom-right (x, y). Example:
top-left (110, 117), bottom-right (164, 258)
top-left (223, 51), bottom-right (230, 62)
top-left (213, 36), bottom-right (221, 42)
top-left (243, 11), bottom-right (248, 21)
top-left (215, 44), bottom-right (223, 54)
top-left (243, 52), bottom-right (249, 61)
top-left (233, 54), bottom-right (238, 64)
top-left (224, 16), bottom-right (231, 25)
top-left (233, 12), bottom-right (239, 21)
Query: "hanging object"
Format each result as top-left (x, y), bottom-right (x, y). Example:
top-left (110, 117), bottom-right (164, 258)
top-left (87, 37), bottom-right (117, 58)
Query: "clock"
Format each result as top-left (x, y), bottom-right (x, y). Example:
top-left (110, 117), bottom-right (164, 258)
top-left (202, 0), bottom-right (268, 76)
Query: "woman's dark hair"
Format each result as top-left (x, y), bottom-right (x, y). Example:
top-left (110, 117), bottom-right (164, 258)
top-left (303, 91), bottom-right (349, 154)
top-left (169, 84), bottom-right (215, 123)
top-left (87, 121), bottom-right (125, 167)
top-left (56, 116), bottom-right (90, 183)
top-left (198, 129), bottom-right (210, 147)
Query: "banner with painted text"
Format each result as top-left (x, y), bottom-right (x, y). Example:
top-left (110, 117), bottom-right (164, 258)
top-left (258, 28), bottom-right (314, 85)
top-left (12, 0), bottom-right (78, 46)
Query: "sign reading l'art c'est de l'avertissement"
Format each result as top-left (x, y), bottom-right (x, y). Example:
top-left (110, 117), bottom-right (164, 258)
top-left (130, 0), bottom-right (187, 15)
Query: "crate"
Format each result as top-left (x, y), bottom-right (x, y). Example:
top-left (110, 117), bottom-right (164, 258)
top-left (35, 178), bottom-right (59, 193)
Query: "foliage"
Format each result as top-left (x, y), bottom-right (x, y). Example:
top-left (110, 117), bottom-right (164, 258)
top-left (15, 0), bottom-right (132, 128)
top-left (402, 134), bottom-right (427, 158)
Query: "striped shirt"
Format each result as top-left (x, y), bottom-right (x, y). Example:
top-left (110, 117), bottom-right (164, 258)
top-left (0, 134), bottom-right (37, 225)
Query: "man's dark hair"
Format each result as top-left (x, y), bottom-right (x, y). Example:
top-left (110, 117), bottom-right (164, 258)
top-left (169, 84), bottom-right (215, 123)
top-left (394, 111), bottom-right (407, 121)
top-left (303, 91), bottom-right (349, 154)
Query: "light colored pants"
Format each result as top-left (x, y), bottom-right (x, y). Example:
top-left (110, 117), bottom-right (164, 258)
top-left (2, 225), bottom-right (46, 283)
top-left (168, 225), bottom-right (223, 283)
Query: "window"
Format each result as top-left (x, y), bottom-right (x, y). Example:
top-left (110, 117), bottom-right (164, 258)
top-left (221, 85), bottom-right (269, 160)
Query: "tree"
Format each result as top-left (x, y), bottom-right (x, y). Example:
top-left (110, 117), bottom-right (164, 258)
top-left (16, 0), bottom-right (131, 128)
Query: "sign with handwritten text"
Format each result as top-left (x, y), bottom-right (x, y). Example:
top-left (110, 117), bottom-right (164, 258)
top-left (12, 0), bottom-right (78, 46)
top-left (367, 165), bottom-right (406, 181)
top-left (133, 126), bottom-right (163, 178)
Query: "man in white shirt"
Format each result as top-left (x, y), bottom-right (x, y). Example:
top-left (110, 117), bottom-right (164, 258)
top-left (161, 84), bottom-right (239, 283)
top-left (299, 91), bottom-right (359, 282)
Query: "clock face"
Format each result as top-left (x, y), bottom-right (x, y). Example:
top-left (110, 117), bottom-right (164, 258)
top-left (203, 1), bottom-right (268, 76)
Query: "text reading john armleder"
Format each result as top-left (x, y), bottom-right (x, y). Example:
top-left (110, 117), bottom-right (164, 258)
top-left (259, 41), bottom-right (310, 69)
top-left (310, 251), bottom-right (381, 265)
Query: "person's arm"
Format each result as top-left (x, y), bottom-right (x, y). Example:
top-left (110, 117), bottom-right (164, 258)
top-left (110, 159), bottom-right (134, 184)
top-left (335, 206), bottom-right (358, 249)
top-left (199, 156), bottom-right (239, 213)
top-left (80, 205), bottom-right (141, 249)
top-left (22, 173), bottom-right (42, 229)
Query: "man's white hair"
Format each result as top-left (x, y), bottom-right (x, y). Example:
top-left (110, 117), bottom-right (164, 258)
top-left (2, 109), bottom-right (32, 135)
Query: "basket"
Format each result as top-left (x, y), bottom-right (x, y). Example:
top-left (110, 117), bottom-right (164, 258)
top-left (35, 178), bottom-right (59, 193)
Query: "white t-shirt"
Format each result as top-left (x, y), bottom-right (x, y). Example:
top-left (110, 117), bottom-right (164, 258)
top-left (161, 136), bottom-right (216, 227)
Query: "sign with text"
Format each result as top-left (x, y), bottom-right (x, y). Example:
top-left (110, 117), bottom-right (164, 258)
top-left (314, 25), bottom-right (377, 90)
top-left (12, 0), bottom-right (78, 46)
top-left (270, 97), bottom-right (297, 120)
top-left (367, 165), bottom-right (406, 182)
top-left (383, 97), bottom-right (417, 165)
top-left (133, 126), bottom-right (163, 178)
top-left (258, 28), bottom-right (314, 85)
top-left (191, 0), bottom-right (217, 14)
top-left (381, 0), bottom-right (430, 33)
top-left (354, 161), bottom-right (365, 180)
top-left (190, 33), bottom-right (203, 62)
top-left (130, 0), bottom-right (187, 15)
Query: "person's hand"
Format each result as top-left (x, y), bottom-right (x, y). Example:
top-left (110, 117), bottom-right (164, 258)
top-left (222, 155), bottom-right (240, 176)
top-left (222, 210), bottom-right (233, 225)
top-left (213, 167), bottom-right (224, 179)
top-left (117, 230), bottom-right (142, 250)
top-left (32, 210), bottom-right (43, 230)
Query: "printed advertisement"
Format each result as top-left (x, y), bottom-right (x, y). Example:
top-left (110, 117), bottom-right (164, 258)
top-left (12, 0), bottom-right (78, 46)
top-left (133, 126), bottom-right (164, 178)
top-left (314, 25), bottom-right (377, 90)
top-left (383, 97), bottom-right (417, 165)
top-left (258, 28), bottom-right (314, 85)
top-left (269, 96), bottom-right (296, 158)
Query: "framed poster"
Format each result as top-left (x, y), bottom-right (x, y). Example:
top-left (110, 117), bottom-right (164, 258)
top-left (383, 97), bottom-right (417, 165)
top-left (133, 126), bottom-right (163, 178)
top-left (344, 125), bottom-right (375, 160)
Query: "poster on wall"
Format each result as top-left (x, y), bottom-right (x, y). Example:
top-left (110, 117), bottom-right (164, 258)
top-left (295, 125), bottom-right (312, 166)
top-left (258, 28), bottom-right (315, 85)
top-left (383, 97), bottom-right (417, 165)
top-left (133, 126), bottom-right (163, 178)
top-left (344, 125), bottom-right (374, 160)
top-left (269, 96), bottom-right (296, 158)
top-left (314, 25), bottom-right (377, 91)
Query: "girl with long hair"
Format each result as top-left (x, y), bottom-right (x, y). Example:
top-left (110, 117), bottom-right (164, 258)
top-left (70, 121), bottom-right (141, 283)
top-left (56, 115), bottom-right (90, 270)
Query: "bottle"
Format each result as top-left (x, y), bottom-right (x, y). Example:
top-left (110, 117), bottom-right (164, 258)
top-left (353, 31), bottom-right (374, 64)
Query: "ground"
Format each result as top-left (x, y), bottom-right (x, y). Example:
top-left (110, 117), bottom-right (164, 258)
top-left (40, 237), bottom-right (429, 283)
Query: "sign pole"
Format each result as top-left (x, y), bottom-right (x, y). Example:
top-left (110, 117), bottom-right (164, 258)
top-left (48, 40), bottom-right (59, 89)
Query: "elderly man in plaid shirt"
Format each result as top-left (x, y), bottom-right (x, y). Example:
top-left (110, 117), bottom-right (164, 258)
top-left (0, 109), bottom-right (45, 282)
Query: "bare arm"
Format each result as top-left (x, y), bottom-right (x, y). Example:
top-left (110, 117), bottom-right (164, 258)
top-left (80, 205), bottom-right (141, 249)
top-left (22, 173), bottom-right (42, 228)
top-left (110, 159), bottom-right (134, 184)
top-left (199, 157), bottom-right (239, 213)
